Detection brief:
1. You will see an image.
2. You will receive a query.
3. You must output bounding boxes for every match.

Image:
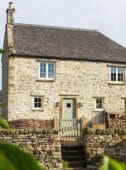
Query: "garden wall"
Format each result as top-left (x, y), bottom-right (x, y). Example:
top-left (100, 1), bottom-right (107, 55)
top-left (8, 119), bottom-right (54, 129)
top-left (0, 129), bottom-right (61, 170)
top-left (84, 134), bottom-right (126, 169)
top-left (1, 128), bottom-right (126, 170)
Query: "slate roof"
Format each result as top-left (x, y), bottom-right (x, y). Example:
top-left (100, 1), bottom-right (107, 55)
top-left (12, 23), bottom-right (126, 63)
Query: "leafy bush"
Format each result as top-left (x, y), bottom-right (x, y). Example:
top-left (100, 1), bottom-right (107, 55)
top-left (0, 117), bottom-right (9, 129)
top-left (0, 111), bottom-right (43, 170)
top-left (0, 49), bottom-right (7, 54)
top-left (0, 143), bottom-right (42, 170)
top-left (100, 155), bottom-right (126, 170)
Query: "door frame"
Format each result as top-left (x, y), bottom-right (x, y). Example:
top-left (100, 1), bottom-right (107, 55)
top-left (59, 95), bottom-right (78, 119)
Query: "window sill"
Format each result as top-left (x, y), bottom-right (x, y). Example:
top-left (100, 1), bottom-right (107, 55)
top-left (32, 109), bottom-right (43, 111)
top-left (108, 82), bottom-right (125, 85)
top-left (94, 109), bottom-right (104, 112)
top-left (37, 79), bottom-right (55, 82)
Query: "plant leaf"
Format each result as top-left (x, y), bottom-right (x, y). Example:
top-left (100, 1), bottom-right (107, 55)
top-left (0, 49), bottom-right (7, 54)
top-left (0, 117), bottom-right (9, 129)
top-left (0, 153), bottom-right (16, 170)
top-left (100, 155), bottom-right (126, 170)
top-left (0, 143), bottom-right (43, 170)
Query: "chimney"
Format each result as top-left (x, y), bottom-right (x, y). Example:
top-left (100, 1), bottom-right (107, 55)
top-left (6, 2), bottom-right (15, 50)
top-left (6, 2), bottom-right (15, 24)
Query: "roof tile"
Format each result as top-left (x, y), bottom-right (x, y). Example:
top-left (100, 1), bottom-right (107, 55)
top-left (12, 23), bottom-right (126, 63)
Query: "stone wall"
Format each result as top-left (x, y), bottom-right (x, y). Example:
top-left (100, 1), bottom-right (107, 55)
top-left (5, 56), bottom-right (126, 121)
top-left (108, 113), bottom-right (126, 129)
top-left (0, 129), bottom-right (61, 170)
top-left (9, 119), bottom-right (54, 129)
top-left (0, 128), bottom-right (126, 170)
top-left (84, 134), bottom-right (126, 169)
top-left (1, 52), bottom-right (9, 119)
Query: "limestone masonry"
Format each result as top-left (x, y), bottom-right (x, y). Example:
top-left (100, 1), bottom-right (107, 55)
top-left (2, 2), bottom-right (126, 129)
top-left (4, 57), bottom-right (126, 121)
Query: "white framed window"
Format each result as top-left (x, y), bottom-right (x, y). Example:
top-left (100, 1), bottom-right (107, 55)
top-left (95, 98), bottom-right (104, 111)
top-left (110, 67), bottom-right (124, 83)
top-left (33, 96), bottom-right (43, 110)
top-left (39, 62), bottom-right (55, 80)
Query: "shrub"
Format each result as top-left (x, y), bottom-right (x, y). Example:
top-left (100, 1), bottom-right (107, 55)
top-left (100, 155), bottom-right (126, 170)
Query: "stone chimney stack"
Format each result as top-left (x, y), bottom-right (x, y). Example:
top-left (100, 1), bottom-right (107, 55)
top-left (6, 2), bottom-right (15, 50)
top-left (6, 2), bottom-right (15, 24)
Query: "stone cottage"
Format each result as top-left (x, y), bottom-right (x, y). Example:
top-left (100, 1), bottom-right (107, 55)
top-left (2, 2), bottom-right (126, 129)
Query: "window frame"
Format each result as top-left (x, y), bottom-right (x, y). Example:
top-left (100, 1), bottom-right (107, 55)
top-left (32, 96), bottom-right (43, 110)
top-left (124, 99), bottom-right (126, 112)
top-left (38, 62), bottom-right (56, 80)
top-left (95, 98), bottom-right (104, 111)
top-left (109, 66), bottom-right (125, 84)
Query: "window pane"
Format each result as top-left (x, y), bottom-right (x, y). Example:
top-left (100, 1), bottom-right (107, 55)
top-left (34, 102), bottom-right (38, 108)
top-left (34, 98), bottom-right (38, 103)
top-left (38, 98), bottom-right (41, 103)
top-left (96, 99), bottom-right (103, 109)
top-left (34, 97), bottom-right (42, 108)
top-left (40, 63), bottom-right (46, 78)
top-left (48, 63), bottom-right (54, 78)
top-left (110, 67), bottom-right (124, 82)
top-left (38, 102), bottom-right (41, 107)
top-left (111, 67), bottom-right (116, 81)
top-left (118, 68), bottom-right (124, 82)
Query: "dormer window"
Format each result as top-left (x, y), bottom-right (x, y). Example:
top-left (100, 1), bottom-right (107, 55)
top-left (39, 62), bottom-right (55, 80)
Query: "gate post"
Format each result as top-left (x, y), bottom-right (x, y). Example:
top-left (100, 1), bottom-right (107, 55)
top-left (81, 116), bottom-right (85, 130)
top-left (54, 116), bottom-right (59, 130)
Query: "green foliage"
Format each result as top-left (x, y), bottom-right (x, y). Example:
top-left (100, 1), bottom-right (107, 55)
top-left (0, 143), bottom-right (42, 170)
top-left (62, 160), bottom-right (68, 169)
top-left (100, 155), bottom-right (126, 170)
top-left (0, 103), bottom-right (6, 108)
top-left (0, 117), bottom-right (9, 129)
top-left (0, 49), bottom-right (7, 54)
top-left (0, 117), bottom-right (43, 169)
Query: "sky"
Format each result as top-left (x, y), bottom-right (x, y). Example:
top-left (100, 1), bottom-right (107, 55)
top-left (0, 0), bottom-right (126, 89)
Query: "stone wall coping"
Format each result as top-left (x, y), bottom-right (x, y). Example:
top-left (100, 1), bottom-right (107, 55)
top-left (0, 129), bottom-right (59, 135)
top-left (82, 128), bottom-right (126, 136)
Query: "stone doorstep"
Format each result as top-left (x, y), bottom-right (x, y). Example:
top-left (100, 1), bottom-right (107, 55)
top-left (61, 140), bottom-right (82, 147)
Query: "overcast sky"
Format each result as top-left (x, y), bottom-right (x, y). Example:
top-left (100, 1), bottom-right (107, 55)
top-left (0, 0), bottom-right (126, 89)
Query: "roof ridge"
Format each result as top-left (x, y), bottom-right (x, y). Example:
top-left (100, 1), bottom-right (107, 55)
top-left (14, 23), bottom-right (99, 32)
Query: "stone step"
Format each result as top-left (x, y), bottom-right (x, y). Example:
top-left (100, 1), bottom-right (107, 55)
top-left (62, 145), bottom-right (86, 169)
top-left (64, 168), bottom-right (86, 170)
top-left (62, 155), bottom-right (85, 161)
top-left (62, 151), bottom-right (84, 156)
top-left (62, 146), bottom-right (83, 151)
top-left (67, 161), bottom-right (86, 168)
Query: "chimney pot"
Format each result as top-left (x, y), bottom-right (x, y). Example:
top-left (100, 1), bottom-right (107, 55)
top-left (9, 2), bottom-right (14, 9)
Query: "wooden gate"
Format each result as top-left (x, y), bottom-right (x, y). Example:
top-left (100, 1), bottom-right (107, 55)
top-left (59, 118), bottom-right (82, 140)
